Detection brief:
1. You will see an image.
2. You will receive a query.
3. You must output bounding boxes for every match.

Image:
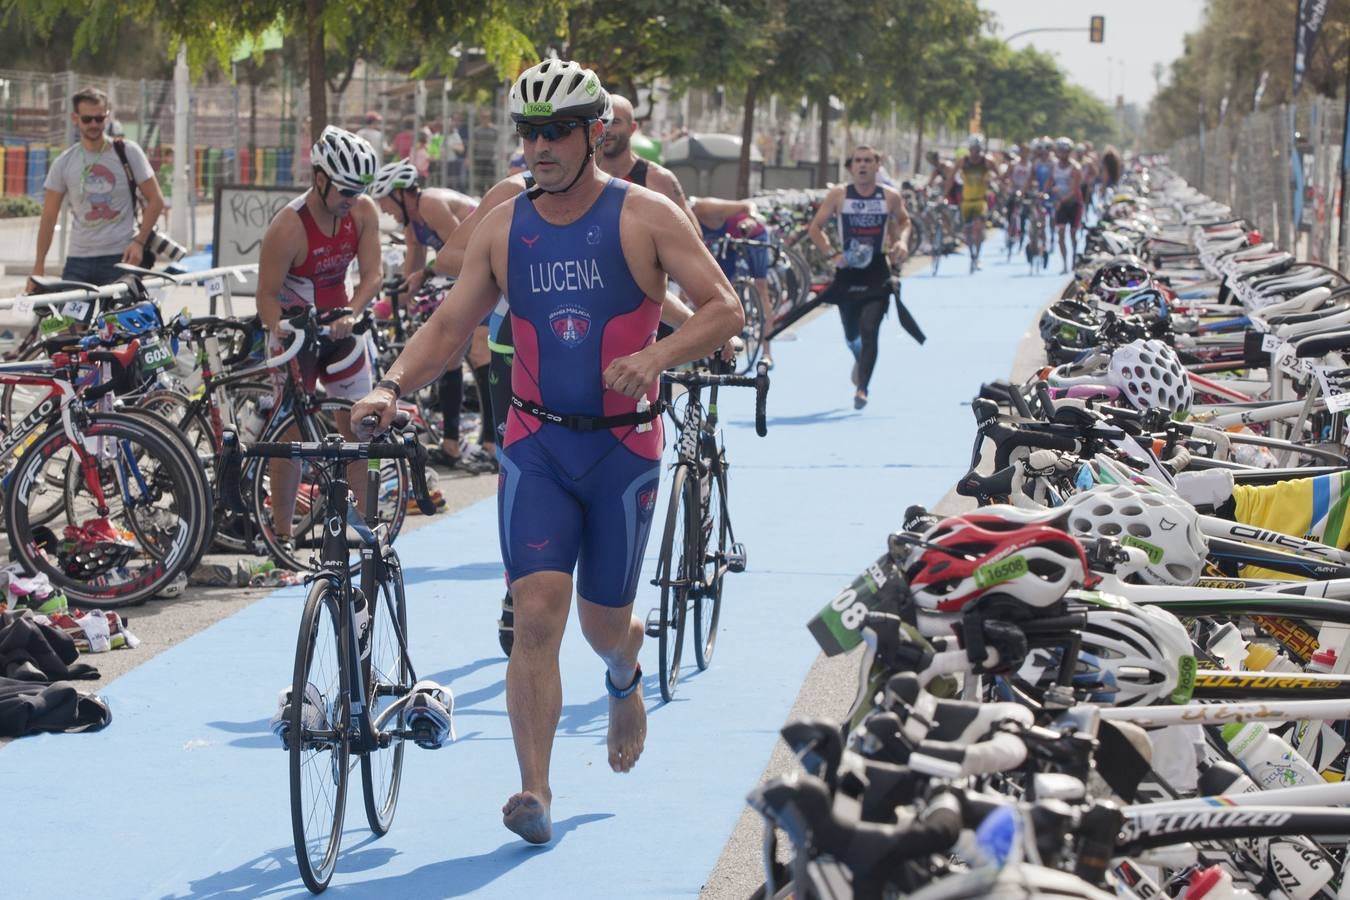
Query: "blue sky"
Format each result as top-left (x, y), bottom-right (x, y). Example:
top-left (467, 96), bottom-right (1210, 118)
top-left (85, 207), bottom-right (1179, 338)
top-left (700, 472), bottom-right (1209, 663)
top-left (979, 0), bottom-right (1207, 107)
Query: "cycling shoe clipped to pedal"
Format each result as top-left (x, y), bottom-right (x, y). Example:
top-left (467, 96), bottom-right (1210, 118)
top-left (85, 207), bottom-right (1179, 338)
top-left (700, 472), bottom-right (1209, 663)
top-left (727, 542), bottom-right (748, 573)
top-left (270, 683), bottom-right (330, 750)
top-left (405, 679), bottom-right (456, 749)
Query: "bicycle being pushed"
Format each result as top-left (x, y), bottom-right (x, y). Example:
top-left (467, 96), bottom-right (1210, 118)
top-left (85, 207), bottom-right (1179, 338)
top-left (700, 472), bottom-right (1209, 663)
top-left (218, 414), bottom-right (449, 894)
top-left (647, 356), bottom-right (770, 702)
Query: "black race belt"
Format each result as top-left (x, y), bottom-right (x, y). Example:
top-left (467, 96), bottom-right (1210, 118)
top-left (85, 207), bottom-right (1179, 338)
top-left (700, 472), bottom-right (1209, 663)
top-left (510, 393), bottom-right (664, 432)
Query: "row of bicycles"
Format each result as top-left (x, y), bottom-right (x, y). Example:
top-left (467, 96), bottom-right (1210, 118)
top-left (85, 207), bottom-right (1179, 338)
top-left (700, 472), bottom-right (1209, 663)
top-left (746, 166), bottom-right (1350, 898)
top-left (0, 262), bottom-right (463, 610)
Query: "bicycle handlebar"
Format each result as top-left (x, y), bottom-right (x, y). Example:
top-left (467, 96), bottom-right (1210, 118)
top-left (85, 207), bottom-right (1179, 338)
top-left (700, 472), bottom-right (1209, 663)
top-left (662, 359), bottom-right (771, 436)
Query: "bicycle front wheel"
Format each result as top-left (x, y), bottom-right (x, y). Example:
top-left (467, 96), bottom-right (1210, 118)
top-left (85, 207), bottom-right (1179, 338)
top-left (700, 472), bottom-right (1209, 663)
top-left (290, 581), bottom-right (350, 894)
top-left (361, 549), bottom-right (411, 836)
top-left (6, 412), bottom-right (207, 608)
top-left (655, 465), bottom-right (691, 702)
top-left (693, 460), bottom-right (728, 671)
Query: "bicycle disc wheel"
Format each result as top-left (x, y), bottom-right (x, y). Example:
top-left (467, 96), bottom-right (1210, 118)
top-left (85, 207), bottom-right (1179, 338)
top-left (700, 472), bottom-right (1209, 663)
top-left (290, 581), bottom-right (350, 894)
top-left (655, 465), bottom-right (690, 702)
top-left (6, 412), bottom-right (206, 609)
top-left (693, 460), bottom-right (728, 671)
top-left (361, 550), bottom-right (410, 836)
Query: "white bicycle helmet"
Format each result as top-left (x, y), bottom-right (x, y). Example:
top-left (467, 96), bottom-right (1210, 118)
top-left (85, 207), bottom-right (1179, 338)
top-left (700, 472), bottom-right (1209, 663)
top-left (311, 125), bottom-right (377, 191)
top-left (967, 133), bottom-right (985, 153)
top-left (1106, 338), bottom-right (1192, 416)
top-left (509, 59), bottom-right (607, 122)
top-left (1054, 136), bottom-right (1073, 152)
top-left (369, 159), bottom-right (420, 200)
top-left (1076, 598), bottom-right (1196, 706)
top-left (1063, 483), bottom-right (1208, 585)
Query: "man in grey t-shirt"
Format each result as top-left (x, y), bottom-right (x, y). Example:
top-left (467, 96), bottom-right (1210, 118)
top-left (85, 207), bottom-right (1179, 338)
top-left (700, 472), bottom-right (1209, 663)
top-left (29, 86), bottom-right (165, 288)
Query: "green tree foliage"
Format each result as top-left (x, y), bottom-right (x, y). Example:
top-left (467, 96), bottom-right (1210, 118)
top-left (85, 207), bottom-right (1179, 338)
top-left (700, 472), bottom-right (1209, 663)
top-left (1147, 0), bottom-right (1350, 146)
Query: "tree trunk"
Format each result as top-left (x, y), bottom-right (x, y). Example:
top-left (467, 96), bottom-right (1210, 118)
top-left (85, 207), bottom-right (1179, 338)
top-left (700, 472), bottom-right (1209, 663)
top-left (306, 0), bottom-right (328, 133)
top-left (912, 109), bottom-right (925, 174)
top-left (736, 78), bottom-right (759, 199)
top-left (817, 94), bottom-right (830, 188)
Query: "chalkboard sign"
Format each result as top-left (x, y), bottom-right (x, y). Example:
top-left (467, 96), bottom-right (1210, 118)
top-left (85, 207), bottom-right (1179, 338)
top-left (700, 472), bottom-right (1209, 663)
top-left (212, 184), bottom-right (296, 295)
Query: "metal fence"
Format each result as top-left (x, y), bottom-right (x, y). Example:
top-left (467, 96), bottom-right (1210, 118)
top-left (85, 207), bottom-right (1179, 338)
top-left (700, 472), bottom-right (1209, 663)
top-left (1, 64), bottom-right (962, 259)
top-left (1166, 94), bottom-right (1347, 270)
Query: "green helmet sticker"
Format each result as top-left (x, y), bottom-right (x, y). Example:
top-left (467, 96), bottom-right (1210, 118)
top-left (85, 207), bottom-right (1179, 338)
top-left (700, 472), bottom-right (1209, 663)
top-left (1121, 534), bottom-right (1164, 565)
top-left (974, 554), bottom-right (1028, 589)
top-left (584, 76), bottom-right (599, 96)
top-left (1171, 654), bottom-right (1197, 704)
top-left (523, 101), bottom-right (554, 117)
top-left (359, 173), bottom-right (374, 184)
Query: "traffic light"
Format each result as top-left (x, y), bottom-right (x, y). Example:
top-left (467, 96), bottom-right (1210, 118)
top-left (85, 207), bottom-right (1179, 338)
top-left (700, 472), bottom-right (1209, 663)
top-left (1089, 15), bottom-right (1105, 43)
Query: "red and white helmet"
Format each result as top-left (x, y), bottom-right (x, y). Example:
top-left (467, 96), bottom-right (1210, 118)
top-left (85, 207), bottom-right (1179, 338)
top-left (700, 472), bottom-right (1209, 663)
top-left (905, 512), bottom-right (1090, 613)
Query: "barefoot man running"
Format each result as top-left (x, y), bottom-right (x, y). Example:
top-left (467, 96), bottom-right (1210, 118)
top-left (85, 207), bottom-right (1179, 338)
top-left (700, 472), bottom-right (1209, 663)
top-left (351, 59), bottom-right (743, 845)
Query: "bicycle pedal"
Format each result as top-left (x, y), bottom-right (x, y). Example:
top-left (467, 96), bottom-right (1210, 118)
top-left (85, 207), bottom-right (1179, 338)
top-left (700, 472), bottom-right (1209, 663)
top-left (727, 543), bottom-right (747, 573)
top-left (405, 680), bottom-right (455, 749)
top-left (644, 607), bottom-right (662, 638)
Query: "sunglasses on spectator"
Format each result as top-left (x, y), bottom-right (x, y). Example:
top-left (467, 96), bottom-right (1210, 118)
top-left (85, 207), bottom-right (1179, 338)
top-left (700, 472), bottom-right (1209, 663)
top-left (514, 120), bottom-right (586, 143)
top-left (79, 114), bottom-right (108, 125)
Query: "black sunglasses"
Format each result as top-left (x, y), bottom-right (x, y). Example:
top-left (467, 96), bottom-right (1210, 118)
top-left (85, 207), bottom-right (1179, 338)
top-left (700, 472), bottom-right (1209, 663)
top-left (79, 114), bottom-right (108, 125)
top-left (514, 120), bottom-right (586, 143)
top-left (319, 171), bottom-right (365, 198)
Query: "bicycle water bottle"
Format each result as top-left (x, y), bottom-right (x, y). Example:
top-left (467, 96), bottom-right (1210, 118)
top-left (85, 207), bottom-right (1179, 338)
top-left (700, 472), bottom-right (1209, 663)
top-left (1184, 866), bottom-right (1257, 899)
top-left (1222, 721), bottom-right (1322, 789)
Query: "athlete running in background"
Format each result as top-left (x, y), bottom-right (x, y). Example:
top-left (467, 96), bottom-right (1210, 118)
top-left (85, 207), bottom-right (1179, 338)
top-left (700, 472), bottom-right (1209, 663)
top-left (808, 144), bottom-right (911, 410)
top-left (1006, 145), bottom-right (1033, 248)
top-left (353, 60), bottom-right (743, 846)
top-left (369, 160), bottom-right (495, 471)
top-left (946, 134), bottom-right (995, 272)
top-left (1049, 136), bottom-right (1084, 275)
top-left (255, 126), bottom-right (381, 561)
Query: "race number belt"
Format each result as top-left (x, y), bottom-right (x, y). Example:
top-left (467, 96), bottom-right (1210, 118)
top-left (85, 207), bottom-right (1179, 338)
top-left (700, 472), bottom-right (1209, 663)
top-left (509, 393), bottom-right (664, 432)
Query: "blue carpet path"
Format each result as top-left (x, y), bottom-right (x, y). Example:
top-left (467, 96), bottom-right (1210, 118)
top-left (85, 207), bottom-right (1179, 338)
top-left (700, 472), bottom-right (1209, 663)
top-left (3, 238), bottom-right (1059, 899)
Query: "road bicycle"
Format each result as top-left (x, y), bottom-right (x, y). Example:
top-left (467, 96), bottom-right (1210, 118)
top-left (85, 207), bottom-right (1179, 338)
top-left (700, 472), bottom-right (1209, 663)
top-left (219, 416), bottom-right (444, 894)
top-left (646, 358), bottom-right (770, 702)
top-left (0, 340), bottom-right (209, 607)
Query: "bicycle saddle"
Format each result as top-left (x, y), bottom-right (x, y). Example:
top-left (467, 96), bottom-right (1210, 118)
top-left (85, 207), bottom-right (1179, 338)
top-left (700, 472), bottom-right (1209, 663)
top-left (27, 275), bottom-right (100, 294)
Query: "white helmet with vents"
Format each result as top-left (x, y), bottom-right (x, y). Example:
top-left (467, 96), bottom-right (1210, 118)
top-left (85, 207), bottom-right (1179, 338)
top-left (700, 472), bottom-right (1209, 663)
top-left (311, 125), bottom-right (377, 192)
top-left (509, 59), bottom-right (608, 122)
top-left (1076, 597), bottom-right (1196, 706)
top-left (369, 159), bottom-right (419, 199)
top-left (1063, 483), bottom-right (1208, 585)
top-left (1106, 339), bottom-right (1192, 416)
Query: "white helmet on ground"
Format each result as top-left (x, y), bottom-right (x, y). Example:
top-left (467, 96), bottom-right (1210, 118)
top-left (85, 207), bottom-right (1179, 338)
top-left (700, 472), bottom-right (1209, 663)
top-left (1063, 483), bottom-right (1208, 585)
top-left (1106, 339), bottom-right (1192, 416)
top-left (369, 159), bottom-right (420, 200)
top-left (311, 125), bottom-right (377, 192)
top-left (509, 59), bottom-right (608, 122)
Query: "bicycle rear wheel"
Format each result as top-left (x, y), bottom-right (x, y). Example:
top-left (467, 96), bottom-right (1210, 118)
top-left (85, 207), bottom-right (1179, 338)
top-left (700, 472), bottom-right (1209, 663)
top-left (693, 459), bottom-right (728, 671)
top-left (735, 281), bottom-right (765, 375)
top-left (251, 400), bottom-right (410, 571)
top-left (361, 550), bottom-right (411, 836)
top-left (5, 412), bottom-right (207, 608)
top-left (290, 581), bottom-right (350, 893)
top-left (654, 465), bottom-right (691, 702)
